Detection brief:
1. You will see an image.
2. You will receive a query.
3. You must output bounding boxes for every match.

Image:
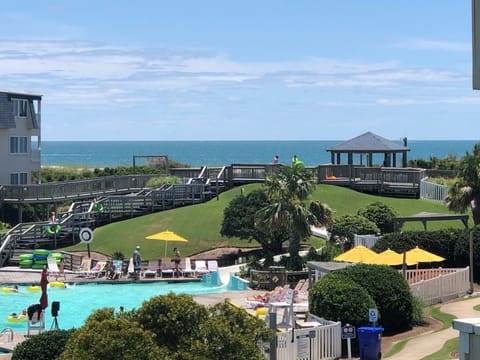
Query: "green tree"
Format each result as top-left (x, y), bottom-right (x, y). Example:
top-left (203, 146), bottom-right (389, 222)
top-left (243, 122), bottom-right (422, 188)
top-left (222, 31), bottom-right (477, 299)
top-left (330, 214), bottom-right (379, 250)
top-left (258, 164), bottom-right (328, 269)
top-left (357, 202), bottom-right (397, 233)
top-left (12, 329), bottom-right (74, 360)
top-left (221, 189), bottom-right (289, 265)
top-left (59, 309), bottom-right (166, 360)
top-left (446, 143), bottom-right (480, 225)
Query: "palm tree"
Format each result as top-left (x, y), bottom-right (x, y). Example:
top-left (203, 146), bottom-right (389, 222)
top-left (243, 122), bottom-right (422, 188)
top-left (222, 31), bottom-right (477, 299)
top-left (257, 163), bottom-right (331, 269)
top-left (446, 143), bottom-right (480, 225)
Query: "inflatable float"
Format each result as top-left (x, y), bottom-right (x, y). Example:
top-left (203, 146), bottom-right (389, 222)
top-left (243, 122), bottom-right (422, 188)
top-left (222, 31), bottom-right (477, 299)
top-left (26, 286), bottom-right (41, 292)
top-left (7, 314), bottom-right (27, 323)
top-left (49, 281), bottom-right (65, 288)
top-left (1, 287), bottom-right (18, 293)
top-left (45, 224), bottom-right (61, 235)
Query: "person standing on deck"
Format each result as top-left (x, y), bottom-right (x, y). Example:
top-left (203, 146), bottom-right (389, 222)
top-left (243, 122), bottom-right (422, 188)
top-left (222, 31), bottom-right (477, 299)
top-left (133, 246), bottom-right (142, 280)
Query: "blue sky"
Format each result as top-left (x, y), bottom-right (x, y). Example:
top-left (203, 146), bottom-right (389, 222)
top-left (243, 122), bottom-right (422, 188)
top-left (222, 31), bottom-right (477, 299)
top-left (0, 1), bottom-right (477, 141)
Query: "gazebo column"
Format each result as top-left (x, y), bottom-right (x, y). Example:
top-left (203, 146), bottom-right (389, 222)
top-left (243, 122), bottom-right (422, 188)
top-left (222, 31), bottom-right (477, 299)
top-left (347, 152), bottom-right (353, 165)
top-left (402, 151), bottom-right (408, 167)
top-left (336, 153), bottom-right (341, 164)
top-left (330, 152), bottom-right (335, 164)
top-left (392, 153), bottom-right (397, 167)
top-left (367, 153), bottom-right (372, 167)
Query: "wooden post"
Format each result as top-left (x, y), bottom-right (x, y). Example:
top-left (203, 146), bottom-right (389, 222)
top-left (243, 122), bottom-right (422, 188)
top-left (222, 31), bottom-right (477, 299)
top-left (469, 229), bottom-right (474, 294)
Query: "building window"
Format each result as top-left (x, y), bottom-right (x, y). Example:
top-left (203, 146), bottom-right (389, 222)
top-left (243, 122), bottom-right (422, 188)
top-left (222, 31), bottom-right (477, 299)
top-left (10, 173), bottom-right (27, 185)
top-left (10, 136), bottom-right (28, 154)
top-left (12, 99), bottom-right (28, 117)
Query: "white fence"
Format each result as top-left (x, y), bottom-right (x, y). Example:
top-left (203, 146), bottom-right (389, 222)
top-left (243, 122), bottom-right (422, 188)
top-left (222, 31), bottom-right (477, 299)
top-left (264, 316), bottom-right (342, 360)
top-left (409, 267), bottom-right (470, 306)
top-left (420, 177), bottom-right (448, 202)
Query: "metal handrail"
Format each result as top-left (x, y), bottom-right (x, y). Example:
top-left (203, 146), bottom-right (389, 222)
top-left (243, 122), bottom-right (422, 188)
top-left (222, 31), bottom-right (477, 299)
top-left (0, 327), bottom-right (13, 342)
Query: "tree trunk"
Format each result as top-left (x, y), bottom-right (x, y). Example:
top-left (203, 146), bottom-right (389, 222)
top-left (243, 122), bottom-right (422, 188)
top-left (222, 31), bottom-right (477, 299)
top-left (473, 199), bottom-right (480, 225)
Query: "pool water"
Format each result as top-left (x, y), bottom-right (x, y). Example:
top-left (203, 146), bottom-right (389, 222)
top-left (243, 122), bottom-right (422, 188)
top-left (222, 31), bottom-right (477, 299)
top-left (1, 282), bottom-right (227, 331)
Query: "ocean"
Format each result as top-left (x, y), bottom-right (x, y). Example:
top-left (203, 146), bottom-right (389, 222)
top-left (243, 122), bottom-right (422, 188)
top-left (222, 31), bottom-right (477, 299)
top-left (41, 140), bottom-right (479, 168)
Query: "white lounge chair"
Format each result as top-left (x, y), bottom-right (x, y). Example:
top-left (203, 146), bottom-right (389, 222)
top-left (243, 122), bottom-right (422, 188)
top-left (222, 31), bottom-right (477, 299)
top-left (144, 260), bottom-right (160, 278)
top-left (47, 257), bottom-right (66, 281)
top-left (194, 260), bottom-right (209, 276)
top-left (181, 257), bottom-right (195, 277)
top-left (207, 260), bottom-right (218, 272)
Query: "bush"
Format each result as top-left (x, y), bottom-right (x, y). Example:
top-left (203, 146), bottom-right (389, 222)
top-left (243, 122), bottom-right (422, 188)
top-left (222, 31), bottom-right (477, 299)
top-left (59, 309), bottom-right (166, 360)
top-left (330, 214), bottom-right (379, 249)
top-left (309, 272), bottom-right (376, 328)
top-left (12, 329), bottom-right (75, 360)
top-left (337, 264), bottom-right (414, 334)
top-left (146, 175), bottom-right (180, 188)
top-left (357, 202), bottom-right (397, 233)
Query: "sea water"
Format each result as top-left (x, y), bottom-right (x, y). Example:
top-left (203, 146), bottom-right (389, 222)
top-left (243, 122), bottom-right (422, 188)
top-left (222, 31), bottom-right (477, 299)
top-left (1, 282), bottom-right (227, 331)
top-left (41, 140), bottom-right (479, 168)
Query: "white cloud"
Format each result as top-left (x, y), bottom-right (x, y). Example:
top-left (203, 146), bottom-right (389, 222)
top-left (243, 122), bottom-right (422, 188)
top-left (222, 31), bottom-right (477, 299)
top-left (394, 38), bottom-right (470, 52)
top-left (0, 39), bottom-right (468, 107)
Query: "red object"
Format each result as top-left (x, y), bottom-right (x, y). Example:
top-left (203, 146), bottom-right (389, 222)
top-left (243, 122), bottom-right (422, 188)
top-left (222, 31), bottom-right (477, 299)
top-left (40, 267), bottom-right (49, 310)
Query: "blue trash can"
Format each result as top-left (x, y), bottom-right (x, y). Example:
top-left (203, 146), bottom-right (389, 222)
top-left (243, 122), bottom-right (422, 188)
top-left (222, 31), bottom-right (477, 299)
top-left (358, 327), bottom-right (384, 360)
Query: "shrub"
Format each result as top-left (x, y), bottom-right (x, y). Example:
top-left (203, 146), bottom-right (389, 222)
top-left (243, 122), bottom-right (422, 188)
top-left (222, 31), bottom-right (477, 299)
top-left (12, 329), bottom-right (75, 360)
top-left (309, 272), bottom-right (376, 328)
top-left (146, 175), bottom-right (180, 188)
top-left (357, 202), bottom-right (397, 233)
top-left (337, 264), bottom-right (414, 334)
top-left (411, 295), bottom-right (425, 326)
top-left (330, 214), bottom-right (379, 249)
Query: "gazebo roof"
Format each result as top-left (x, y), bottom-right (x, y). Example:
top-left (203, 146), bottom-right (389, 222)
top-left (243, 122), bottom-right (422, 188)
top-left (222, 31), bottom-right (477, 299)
top-left (327, 132), bottom-right (409, 152)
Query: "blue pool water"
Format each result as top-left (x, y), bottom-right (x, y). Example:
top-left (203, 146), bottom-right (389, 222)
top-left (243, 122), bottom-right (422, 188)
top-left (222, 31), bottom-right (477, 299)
top-left (1, 282), bottom-right (228, 331)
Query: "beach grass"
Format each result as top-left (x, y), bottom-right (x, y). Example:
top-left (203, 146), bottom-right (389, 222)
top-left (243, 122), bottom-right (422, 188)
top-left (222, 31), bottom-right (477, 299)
top-left (62, 183), bottom-right (467, 259)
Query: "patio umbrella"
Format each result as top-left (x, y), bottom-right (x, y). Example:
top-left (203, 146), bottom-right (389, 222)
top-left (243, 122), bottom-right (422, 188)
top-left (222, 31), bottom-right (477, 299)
top-left (40, 266), bottom-right (49, 310)
top-left (405, 246), bottom-right (445, 264)
top-left (146, 230), bottom-right (189, 257)
top-left (364, 249), bottom-right (417, 266)
top-left (334, 245), bottom-right (377, 263)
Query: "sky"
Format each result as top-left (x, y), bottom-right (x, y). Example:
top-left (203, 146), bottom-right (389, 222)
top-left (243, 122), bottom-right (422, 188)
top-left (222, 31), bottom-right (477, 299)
top-left (0, 1), bottom-right (477, 141)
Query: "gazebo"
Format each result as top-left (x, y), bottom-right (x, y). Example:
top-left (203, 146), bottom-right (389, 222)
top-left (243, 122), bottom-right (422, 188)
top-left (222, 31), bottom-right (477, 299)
top-left (327, 132), bottom-right (410, 167)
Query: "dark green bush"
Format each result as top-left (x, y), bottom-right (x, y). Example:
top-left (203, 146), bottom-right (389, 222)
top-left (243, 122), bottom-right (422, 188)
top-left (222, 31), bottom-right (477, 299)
top-left (330, 214), bottom-right (379, 249)
top-left (309, 272), bottom-right (376, 328)
top-left (337, 264), bottom-right (414, 334)
top-left (12, 329), bottom-right (75, 360)
top-left (357, 202), bottom-right (397, 233)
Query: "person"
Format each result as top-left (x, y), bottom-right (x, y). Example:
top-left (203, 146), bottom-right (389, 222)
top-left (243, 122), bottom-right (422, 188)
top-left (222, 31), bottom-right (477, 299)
top-left (119, 306), bottom-right (124, 313)
top-left (292, 154), bottom-right (298, 166)
top-left (49, 211), bottom-right (57, 223)
top-left (11, 285), bottom-right (19, 293)
top-left (56, 258), bottom-right (65, 281)
top-left (133, 246), bottom-right (141, 280)
top-left (172, 247), bottom-right (181, 277)
top-left (273, 154), bottom-right (279, 164)
top-left (107, 261), bottom-right (117, 280)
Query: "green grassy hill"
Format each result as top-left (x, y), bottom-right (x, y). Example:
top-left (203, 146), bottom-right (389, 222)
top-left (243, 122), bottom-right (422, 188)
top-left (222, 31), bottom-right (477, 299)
top-left (63, 184), bottom-right (468, 260)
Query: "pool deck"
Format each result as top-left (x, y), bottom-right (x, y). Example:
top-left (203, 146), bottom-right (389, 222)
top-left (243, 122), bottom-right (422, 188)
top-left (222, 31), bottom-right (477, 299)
top-left (0, 267), bottom-right (265, 357)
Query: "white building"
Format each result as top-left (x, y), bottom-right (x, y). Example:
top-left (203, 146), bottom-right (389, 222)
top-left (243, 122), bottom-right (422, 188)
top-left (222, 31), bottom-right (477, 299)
top-left (0, 90), bottom-right (42, 185)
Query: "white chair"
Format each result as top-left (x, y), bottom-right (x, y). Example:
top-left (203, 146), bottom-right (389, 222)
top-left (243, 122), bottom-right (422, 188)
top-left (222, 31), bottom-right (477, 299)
top-left (181, 257), bottom-right (195, 277)
top-left (27, 305), bottom-right (45, 337)
top-left (194, 260), bottom-right (209, 276)
top-left (47, 257), bottom-right (66, 281)
top-left (207, 260), bottom-right (218, 272)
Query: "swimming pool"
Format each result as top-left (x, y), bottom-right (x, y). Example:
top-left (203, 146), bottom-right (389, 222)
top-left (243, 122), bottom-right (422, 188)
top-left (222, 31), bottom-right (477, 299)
top-left (0, 281), bottom-right (228, 331)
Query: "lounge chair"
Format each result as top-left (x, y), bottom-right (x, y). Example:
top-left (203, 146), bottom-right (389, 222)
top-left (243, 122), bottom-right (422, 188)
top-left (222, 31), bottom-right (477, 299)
top-left (47, 256), bottom-right (66, 281)
top-left (112, 260), bottom-right (123, 279)
top-left (207, 260), bottom-right (218, 272)
top-left (160, 257), bottom-right (174, 278)
top-left (193, 260), bottom-right (209, 276)
top-left (73, 258), bottom-right (92, 277)
top-left (90, 261), bottom-right (107, 278)
top-left (181, 257), bottom-right (195, 277)
top-left (144, 260), bottom-right (160, 278)
top-left (27, 304), bottom-right (45, 337)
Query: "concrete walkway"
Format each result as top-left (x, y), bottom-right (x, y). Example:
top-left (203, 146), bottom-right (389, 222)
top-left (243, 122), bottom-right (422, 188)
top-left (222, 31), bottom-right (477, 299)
top-left (386, 294), bottom-right (480, 360)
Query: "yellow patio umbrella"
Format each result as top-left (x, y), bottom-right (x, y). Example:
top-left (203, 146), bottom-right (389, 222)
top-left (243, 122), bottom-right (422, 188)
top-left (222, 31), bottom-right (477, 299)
top-left (364, 249), bottom-right (417, 266)
top-left (404, 246), bottom-right (445, 264)
top-left (146, 230), bottom-right (189, 257)
top-left (334, 245), bottom-right (377, 263)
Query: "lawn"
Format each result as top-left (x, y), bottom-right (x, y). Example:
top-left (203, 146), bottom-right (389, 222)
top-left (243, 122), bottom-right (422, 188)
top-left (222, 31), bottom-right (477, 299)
top-left (63, 183), bottom-right (468, 260)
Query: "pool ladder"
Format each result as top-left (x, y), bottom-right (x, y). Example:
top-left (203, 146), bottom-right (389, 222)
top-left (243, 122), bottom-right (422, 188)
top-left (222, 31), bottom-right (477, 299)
top-left (0, 328), bottom-right (13, 342)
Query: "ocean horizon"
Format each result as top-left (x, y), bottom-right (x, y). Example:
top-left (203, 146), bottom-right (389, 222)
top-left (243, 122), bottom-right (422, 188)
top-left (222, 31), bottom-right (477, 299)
top-left (41, 140), bottom-right (479, 168)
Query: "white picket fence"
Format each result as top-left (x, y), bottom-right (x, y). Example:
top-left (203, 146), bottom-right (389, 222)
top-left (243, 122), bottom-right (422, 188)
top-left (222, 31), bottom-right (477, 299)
top-left (264, 316), bottom-right (342, 360)
top-left (408, 267), bottom-right (470, 306)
